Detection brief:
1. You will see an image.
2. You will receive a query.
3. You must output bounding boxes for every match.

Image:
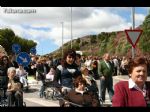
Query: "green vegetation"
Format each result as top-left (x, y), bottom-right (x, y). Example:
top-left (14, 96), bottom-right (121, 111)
top-left (0, 28), bottom-right (37, 55)
top-left (49, 13), bottom-right (150, 58)
top-left (140, 14), bottom-right (150, 53)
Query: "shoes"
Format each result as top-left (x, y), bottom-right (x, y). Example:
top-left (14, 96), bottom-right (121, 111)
top-left (39, 93), bottom-right (43, 98)
top-left (40, 95), bottom-right (43, 98)
top-left (99, 98), bottom-right (105, 103)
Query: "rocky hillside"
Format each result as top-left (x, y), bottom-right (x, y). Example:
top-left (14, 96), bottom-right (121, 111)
top-left (47, 14), bottom-right (150, 58)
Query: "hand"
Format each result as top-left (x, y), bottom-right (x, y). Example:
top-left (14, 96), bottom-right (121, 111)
top-left (101, 76), bottom-right (105, 80)
top-left (12, 83), bottom-right (21, 91)
top-left (64, 101), bottom-right (70, 107)
top-left (8, 83), bottom-right (11, 89)
top-left (31, 65), bottom-right (35, 69)
top-left (92, 99), bottom-right (99, 107)
top-left (61, 88), bottom-right (67, 95)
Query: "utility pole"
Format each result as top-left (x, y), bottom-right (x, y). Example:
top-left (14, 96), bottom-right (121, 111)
top-left (148, 7), bottom-right (150, 15)
top-left (41, 45), bottom-right (43, 55)
top-left (71, 7), bottom-right (73, 49)
top-left (90, 35), bottom-right (92, 55)
top-left (61, 22), bottom-right (64, 58)
top-left (131, 7), bottom-right (135, 59)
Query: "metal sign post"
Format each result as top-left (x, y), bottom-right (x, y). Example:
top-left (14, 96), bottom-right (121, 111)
top-left (131, 7), bottom-right (135, 59)
top-left (61, 22), bottom-right (64, 59)
top-left (12, 43), bottom-right (21, 62)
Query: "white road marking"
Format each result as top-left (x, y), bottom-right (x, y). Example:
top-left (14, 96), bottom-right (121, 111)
top-left (24, 98), bottom-right (59, 107)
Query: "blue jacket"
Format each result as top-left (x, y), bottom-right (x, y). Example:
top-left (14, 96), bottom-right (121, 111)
top-left (55, 64), bottom-right (81, 88)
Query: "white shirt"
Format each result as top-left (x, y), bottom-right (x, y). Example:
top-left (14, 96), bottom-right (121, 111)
top-left (75, 88), bottom-right (86, 95)
top-left (84, 60), bottom-right (92, 70)
top-left (113, 58), bottom-right (119, 67)
top-left (46, 74), bottom-right (54, 81)
top-left (16, 68), bottom-right (28, 77)
top-left (128, 78), bottom-right (146, 97)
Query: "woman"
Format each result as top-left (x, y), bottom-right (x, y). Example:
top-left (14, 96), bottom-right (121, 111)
top-left (44, 66), bottom-right (57, 88)
top-left (6, 67), bottom-right (23, 107)
top-left (91, 57), bottom-right (99, 80)
top-left (0, 57), bottom-right (9, 99)
top-left (81, 66), bottom-right (98, 94)
top-left (1, 55), bottom-right (13, 75)
top-left (60, 76), bottom-right (100, 107)
top-left (54, 49), bottom-right (81, 93)
top-left (16, 64), bottom-right (28, 88)
top-left (112, 56), bottom-right (150, 107)
top-left (120, 56), bottom-right (129, 75)
top-left (45, 66), bottom-right (56, 81)
top-left (0, 56), bottom-right (13, 90)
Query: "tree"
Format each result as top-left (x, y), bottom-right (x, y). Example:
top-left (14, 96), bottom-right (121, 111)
top-left (0, 28), bottom-right (37, 55)
top-left (90, 35), bottom-right (97, 43)
top-left (140, 13), bottom-right (150, 53)
top-left (76, 38), bottom-right (80, 44)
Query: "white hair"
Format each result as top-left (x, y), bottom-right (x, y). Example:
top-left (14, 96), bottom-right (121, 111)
top-left (7, 67), bottom-right (16, 74)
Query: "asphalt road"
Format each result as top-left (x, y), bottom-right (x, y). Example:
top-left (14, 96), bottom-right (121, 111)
top-left (23, 83), bottom-right (59, 107)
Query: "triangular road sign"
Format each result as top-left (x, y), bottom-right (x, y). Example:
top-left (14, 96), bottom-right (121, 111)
top-left (125, 29), bottom-right (142, 48)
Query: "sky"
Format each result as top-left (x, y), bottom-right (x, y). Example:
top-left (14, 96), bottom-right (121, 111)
top-left (0, 7), bottom-right (149, 55)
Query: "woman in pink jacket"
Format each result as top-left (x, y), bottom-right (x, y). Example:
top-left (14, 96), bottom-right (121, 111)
top-left (112, 56), bottom-right (150, 107)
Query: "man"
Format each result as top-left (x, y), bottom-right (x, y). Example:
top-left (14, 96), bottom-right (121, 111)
top-left (36, 57), bottom-right (50, 98)
top-left (113, 56), bottom-right (119, 76)
top-left (98, 53), bottom-right (114, 102)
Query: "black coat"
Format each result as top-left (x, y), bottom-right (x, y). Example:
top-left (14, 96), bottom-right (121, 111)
top-left (60, 89), bottom-right (100, 107)
top-left (36, 63), bottom-right (50, 80)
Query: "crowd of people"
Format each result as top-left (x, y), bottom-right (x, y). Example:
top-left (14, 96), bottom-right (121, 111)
top-left (0, 47), bottom-right (150, 107)
top-left (33, 49), bottom-right (150, 107)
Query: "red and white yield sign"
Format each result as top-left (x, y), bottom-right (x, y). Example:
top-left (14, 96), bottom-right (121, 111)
top-left (125, 29), bottom-right (143, 48)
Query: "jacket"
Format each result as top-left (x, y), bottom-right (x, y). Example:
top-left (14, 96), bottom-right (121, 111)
top-left (61, 89), bottom-right (100, 107)
top-left (55, 64), bottom-right (81, 88)
top-left (98, 60), bottom-right (114, 77)
top-left (112, 81), bottom-right (150, 107)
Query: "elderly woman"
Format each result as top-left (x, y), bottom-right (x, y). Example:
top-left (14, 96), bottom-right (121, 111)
top-left (60, 76), bottom-right (100, 107)
top-left (6, 67), bottom-right (23, 107)
top-left (81, 66), bottom-right (98, 94)
top-left (112, 56), bottom-right (150, 107)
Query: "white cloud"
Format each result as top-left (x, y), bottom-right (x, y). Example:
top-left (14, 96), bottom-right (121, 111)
top-left (64, 9), bottom-right (132, 39)
top-left (135, 13), bottom-right (146, 26)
